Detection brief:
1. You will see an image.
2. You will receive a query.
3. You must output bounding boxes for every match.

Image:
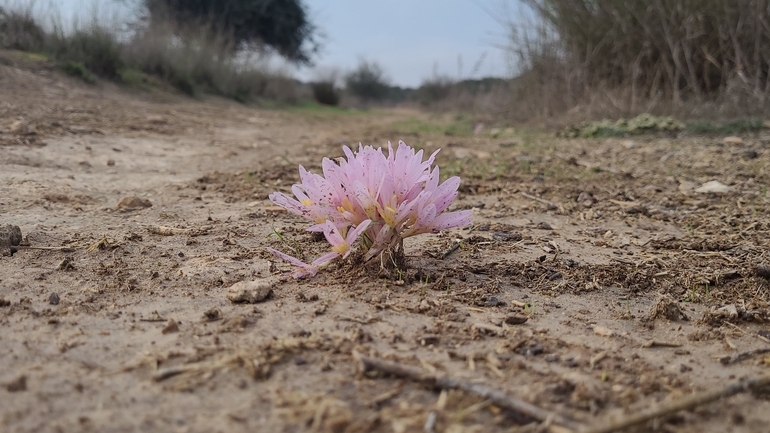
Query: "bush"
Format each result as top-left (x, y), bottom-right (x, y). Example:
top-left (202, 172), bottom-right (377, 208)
top-left (0, 4), bottom-right (299, 104)
top-left (61, 61), bottom-right (96, 84)
top-left (345, 60), bottom-right (390, 102)
top-left (311, 81), bottom-right (339, 106)
top-left (123, 22), bottom-right (288, 101)
top-left (0, 7), bottom-right (45, 51)
top-left (415, 75), bottom-right (455, 107)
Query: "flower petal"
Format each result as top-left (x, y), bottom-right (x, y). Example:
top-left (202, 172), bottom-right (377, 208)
top-left (322, 220), bottom-right (345, 246)
top-left (266, 247), bottom-right (319, 279)
top-left (346, 219), bottom-right (372, 244)
top-left (428, 210), bottom-right (473, 232)
top-left (269, 192), bottom-right (306, 216)
top-left (311, 251), bottom-right (339, 266)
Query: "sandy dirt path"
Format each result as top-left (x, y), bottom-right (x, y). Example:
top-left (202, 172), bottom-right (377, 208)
top-left (2, 53), bottom-right (770, 433)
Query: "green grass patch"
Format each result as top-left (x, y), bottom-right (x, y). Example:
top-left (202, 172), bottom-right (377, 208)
top-left (391, 116), bottom-right (473, 137)
top-left (61, 61), bottom-right (96, 84)
top-left (685, 117), bottom-right (764, 135)
top-left (560, 113), bottom-right (685, 138)
top-left (286, 101), bottom-right (367, 119)
top-left (117, 68), bottom-right (176, 93)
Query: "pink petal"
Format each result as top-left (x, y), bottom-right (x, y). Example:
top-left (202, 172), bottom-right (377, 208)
top-left (266, 248), bottom-right (319, 279)
top-left (269, 192), bottom-right (306, 216)
top-left (311, 251), bottom-right (339, 266)
top-left (428, 210), bottom-right (473, 232)
top-left (432, 176), bottom-right (461, 213)
top-left (346, 219), bottom-right (372, 245)
top-left (322, 220), bottom-right (345, 246)
top-left (416, 203), bottom-right (437, 229)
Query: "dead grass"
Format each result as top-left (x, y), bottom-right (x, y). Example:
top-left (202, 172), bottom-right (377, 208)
top-left (0, 1), bottom-right (297, 102)
top-left (504, 0), bottom-right (770, 123)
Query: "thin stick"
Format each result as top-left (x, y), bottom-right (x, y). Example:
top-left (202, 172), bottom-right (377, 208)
top-left (521, 192), bottom-right (556, 207)
top-left (581, 375), bottom-right (770, 433)
top-left (353, 352), bottom-right (583, 432)
top-left (441, 241), bottom-right (461, 259)
top-left (718, 347), bottom-right (770, 365)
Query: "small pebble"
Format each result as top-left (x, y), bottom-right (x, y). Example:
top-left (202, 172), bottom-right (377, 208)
top-left (49, 293), bottom-right (60, 305)
top-left (528, 345), bottom-right (544, 356)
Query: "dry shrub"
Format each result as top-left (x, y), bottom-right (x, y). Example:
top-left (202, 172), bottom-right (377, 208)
top-left (1, 1), bottom-right (298, 103)
top-left (310, 69), bottom-right (340, 106)
top-left (416, 75), bottom-right (511, 113)
top-left (123, 19), bottom-right (296, 102)
top-left (507, 0), bottom-right (770, 122)
top-left (47, 24), bottom-right (123, 79)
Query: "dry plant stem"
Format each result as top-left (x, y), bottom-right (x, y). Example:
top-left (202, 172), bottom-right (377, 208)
top-left (17, 245), bottom-right (78, 252)
top-left (581, 374), bottom-right (770, 433)
top-left (521, 192), bottom-right (556, 207)
top-left (441, 241), bottom-right (461, 259)
top-left (353, 352), bottom-right (583, 432)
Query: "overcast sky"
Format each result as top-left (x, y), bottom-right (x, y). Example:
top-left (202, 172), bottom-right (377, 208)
top-left (43, 0), bottom-right (514, 87)
top-left (304, 0), bottom-right (512, 87)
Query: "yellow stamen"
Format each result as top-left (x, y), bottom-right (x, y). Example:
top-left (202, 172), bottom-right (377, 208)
top-left (340, 197), bottom-right (355, 212)
top-left (332, 243), bottom-right (349, 255)
top-left (302, 199), bottom-right (313, 206)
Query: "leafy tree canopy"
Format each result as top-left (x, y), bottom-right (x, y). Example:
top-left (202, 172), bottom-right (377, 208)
top-left (145, 0), bottom-right (318, 64)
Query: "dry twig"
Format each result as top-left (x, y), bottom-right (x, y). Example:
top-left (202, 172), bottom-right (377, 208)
top-left (353, 352), bottom-right (582, 432)
top-left (441, 241), bottom-right (462, 259)
top-left (718, 347), bottom-right (770, 365)
top-left (582, 375), bottom-right (770, 433)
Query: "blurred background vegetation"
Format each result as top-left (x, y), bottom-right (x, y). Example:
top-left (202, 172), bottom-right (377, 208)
top-left (2, 0), bottom-right (770, 127)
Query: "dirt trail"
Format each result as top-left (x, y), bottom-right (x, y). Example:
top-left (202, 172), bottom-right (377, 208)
top-left (2, 52), bottom-right (770, 433)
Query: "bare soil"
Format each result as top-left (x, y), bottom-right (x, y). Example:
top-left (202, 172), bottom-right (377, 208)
top-left (1, 51), bottom-right (769, 433)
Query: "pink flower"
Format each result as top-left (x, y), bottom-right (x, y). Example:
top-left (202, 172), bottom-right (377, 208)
top-left (267, 140), bottom-right (472, 278)
top-left (311, 219), bottom-right (372, 265)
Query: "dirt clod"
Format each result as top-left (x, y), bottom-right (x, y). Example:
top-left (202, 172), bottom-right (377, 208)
top-left (56, 257), bottom-right (75, 271)
top-left (161, 318), bottom-right (179, 334)
top-left (202, 308), bottom-right (222, 322)
top-left (0, 225), bottom-right (22, 254)
top-left (9, 120), bottom-right (28, 135)
top-left (593, 326), bottom-right (614, 337)
top-left (756, 265), bottom-right (770, 279)
top-left (649, 295), bottom-right (690, 322)
top-left (117, 196), bottom-right (152, 211)
top-left (503, 314), bottom-right (529, 325)
top-left (226, 278), bottom-right (279, 303)
top-left (5, 375), bottom-right (27, 392)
